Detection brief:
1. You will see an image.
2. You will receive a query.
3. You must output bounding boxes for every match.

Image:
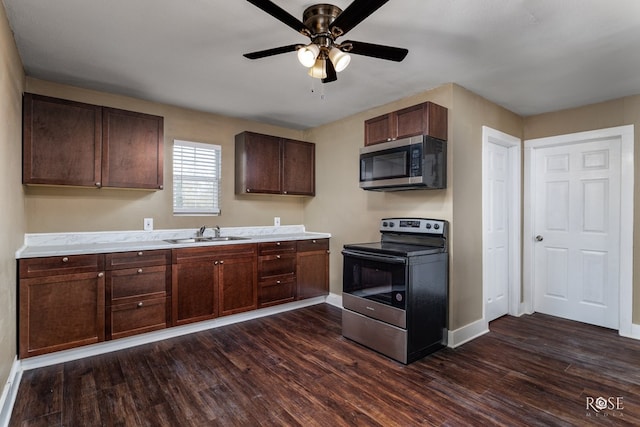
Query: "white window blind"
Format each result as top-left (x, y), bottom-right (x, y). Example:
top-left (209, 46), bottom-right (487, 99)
top-left (173, 140), bottom-right (221, 215)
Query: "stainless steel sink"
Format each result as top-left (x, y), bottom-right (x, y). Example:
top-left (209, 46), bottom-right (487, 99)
top-left (164, 236), bottom-right (249, 244)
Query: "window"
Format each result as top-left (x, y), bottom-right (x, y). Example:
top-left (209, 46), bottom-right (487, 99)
top-left (173, 140), bottom-right (221, 215)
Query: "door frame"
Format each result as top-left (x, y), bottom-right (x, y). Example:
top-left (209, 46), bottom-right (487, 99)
top-left (482, 126), bottom-right (522, 321)
top-left (523, 125), bottom-right (635, 337)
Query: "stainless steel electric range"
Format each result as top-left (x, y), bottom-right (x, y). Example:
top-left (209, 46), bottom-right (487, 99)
top-left (341, 218), bottom-right (449, 364)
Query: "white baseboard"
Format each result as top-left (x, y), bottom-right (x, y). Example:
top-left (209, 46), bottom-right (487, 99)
top-left (447, 318), bottom-right (490, 348)
top-left (0, 357), bottom-right (22, 427)
top-left (325, 292), bottom-right (342, 308)
top-left (20, 296), bottom-right (327, 371)
top-left (620, 322), bottom-right (640, 340)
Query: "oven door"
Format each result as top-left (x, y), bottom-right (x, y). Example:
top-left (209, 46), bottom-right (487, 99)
top-left (342, 249), bottom-right (407, 309)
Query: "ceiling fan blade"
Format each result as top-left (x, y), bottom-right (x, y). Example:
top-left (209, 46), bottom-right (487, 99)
top-left (243, 44), bottom-right (299, 60)
top-left (343, 40), bottom-right (408, 62)
top-left (329, 0), bottom-right (389, 37)
top-left (245, 0), bottom-right (309, 35)
top-left (322, 60), bottom-right (337, 83)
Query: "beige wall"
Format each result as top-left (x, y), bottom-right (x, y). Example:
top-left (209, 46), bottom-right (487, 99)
top-left (24, 78), bottom-right (309, 233)
top-left (524, 95), bottom-right (640, 324)
top-left (0, 1), bottom-right (25, 397)
top-left (449, 85), bottom-right (523, 328)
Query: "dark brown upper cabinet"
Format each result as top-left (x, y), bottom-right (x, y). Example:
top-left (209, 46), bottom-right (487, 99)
top-left (23, 93), bottom-right (164, 190)
top-left (235, 131), bottom-right (315, 196)
top-left (364, 101), bottom-right (448, 146)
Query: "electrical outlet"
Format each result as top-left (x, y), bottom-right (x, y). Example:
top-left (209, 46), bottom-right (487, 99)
top-left (144, 218), bottom-right (153, 231)
top-left (274, 217), bottom-right (281, 227)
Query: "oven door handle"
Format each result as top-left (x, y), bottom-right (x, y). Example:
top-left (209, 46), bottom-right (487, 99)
top-left (341, 249), bottom-right (407, 264)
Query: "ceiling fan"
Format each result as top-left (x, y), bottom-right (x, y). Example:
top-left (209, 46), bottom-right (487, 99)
top-left (243, 0), bottom-right (409, 83)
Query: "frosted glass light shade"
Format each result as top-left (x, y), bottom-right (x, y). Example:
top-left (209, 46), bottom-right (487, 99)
top-left (297, 44), bottom-right (320, 67)
top-left (308, 58), bottom-right (327, 79)
top-left (329, 47), bottom-right (351, 72)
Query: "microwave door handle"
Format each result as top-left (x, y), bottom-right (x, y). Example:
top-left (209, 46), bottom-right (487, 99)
top-left (341, 249), bottom-right (407, 264)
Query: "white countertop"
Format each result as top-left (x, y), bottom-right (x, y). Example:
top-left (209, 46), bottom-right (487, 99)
top-left (16, 225), bottom-right (331, 258)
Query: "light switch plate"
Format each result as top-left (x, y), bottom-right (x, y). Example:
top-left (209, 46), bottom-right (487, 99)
top-left (274, 217), bottom-right (281, 227)
top-left (144, 218), bottom-right (153, 231)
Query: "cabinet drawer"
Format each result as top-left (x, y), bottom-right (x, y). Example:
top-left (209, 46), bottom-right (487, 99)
top-left (19, 254), bottom-right (103, 278)
top-left (258, 278), bottom-right (296, 308)
top-left (106, 249), bottom-right (170, 270)
top-left (258, 254), bottom-right (296, 279)
top-left (296, 238), bottom-right (329, 252)
top-left (107, 296), bottom-right (169, 340)
top-left (258, 241), bottom-right (296, 256)
top-left (107, 265), bottom-right (169, 303)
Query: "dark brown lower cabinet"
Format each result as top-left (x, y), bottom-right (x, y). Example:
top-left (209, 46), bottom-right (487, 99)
top-left (17, 238), bottom-right (328, 359)
top-left (258, 241), bottom-right (297, 308)
top-left (172, 244), bottom-right (258, 326)
top-left (296, 239), bottom-right (330, 300)
top-left (19, 269), bottom-right (105, 359)
top-left (105, 250), bottom-right (171, 340)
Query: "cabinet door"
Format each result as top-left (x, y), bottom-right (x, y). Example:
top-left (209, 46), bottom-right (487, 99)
top-left (102, 107), bottom-right (164, 189)
top-left (172, 261), bottom-right (217, 326)
top-left (296, 239), bottom-right (330, 300)
top-left (19, 271), bottom-right (105, 358)
top-left (23, 93), bottom-right (102, 186)
top-left (395, 103), bottom-right (428, 140)
top-left (282, 139), bottom-right (315, 196)
top-left (218, 255), bottom-right (258, 316)
top-left (364, 113), bottom-right (395, 146)
top-left (235, 132), bottom-right (281, 194)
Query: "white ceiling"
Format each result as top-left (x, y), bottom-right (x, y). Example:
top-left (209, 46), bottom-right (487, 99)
top-left (4, 0), bottom-right (640, 130)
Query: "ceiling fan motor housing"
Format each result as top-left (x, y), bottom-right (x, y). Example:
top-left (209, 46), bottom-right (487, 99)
top-left (303, 4), bottom-right (342, 50)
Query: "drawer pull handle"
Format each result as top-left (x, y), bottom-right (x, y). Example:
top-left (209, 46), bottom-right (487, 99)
top-left (62, 257), bottom-right (69, 263)
top-left (276, 242), bottom-right (281, 246)
top-left (312, 239), bottom-right (317, 243)
top-left (214, 261), bottom-right (219, 265)
top-left (137, 302), bottom-right (143, 308)
top-left (137, 251), bottom-right (143, 256)
top-left (276, 255), bottom-right (281, 259)
top-left (137, 268), bottom-right (143, 274)
top-left (97, 272), bottom-right (104, 278)
top-left (276, 280), bottom-right (281, 284)
top-left (220, 260), bottom-right (224, 264)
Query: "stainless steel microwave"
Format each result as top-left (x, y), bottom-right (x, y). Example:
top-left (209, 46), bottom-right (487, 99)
top-left (359, 135), bottom-right (447, 191)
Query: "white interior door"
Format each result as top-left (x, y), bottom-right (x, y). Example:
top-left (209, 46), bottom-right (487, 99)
top-left (532, 138), bottom-right (620, 329)
top-left (485, 142), bottom-right (510, 321)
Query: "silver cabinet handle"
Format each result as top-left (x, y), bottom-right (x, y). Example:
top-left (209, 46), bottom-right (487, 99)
top-left (62, 257), bottom-right (69, 263)
top-left (137, 268), bottom-right (143, 274)
top-left (276, 255), bottom-right (281, 259)
top-left (137, 302), bottom-right (143, 308)
top-left (97, 272), bottom-right (104, 278)
top-left (220, 260), bottom-right (224, 264)
top-left (137, 251), bottom-right (143, 256)
top-left (535, 235), bottom-right (544, 242)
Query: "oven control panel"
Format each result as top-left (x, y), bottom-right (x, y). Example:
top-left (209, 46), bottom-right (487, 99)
top-left (380, 218), bottom-right (447, 235)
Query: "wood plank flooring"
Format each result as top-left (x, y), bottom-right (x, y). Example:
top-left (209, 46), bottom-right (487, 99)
top-left (10, 304), bottom-right (640, 426)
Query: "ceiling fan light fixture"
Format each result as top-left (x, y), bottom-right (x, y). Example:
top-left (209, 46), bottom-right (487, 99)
top-left (308, 58), bottom-right (327, 79)
top-left (329, 47), bottom-right (351, 72)
top-left (297, 43), bottom-right (320, 68)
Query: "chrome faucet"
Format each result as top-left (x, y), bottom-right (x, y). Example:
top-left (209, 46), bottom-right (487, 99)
top-left (214, 225), bottom-right (221, 238)
top-left (196, 225), bottom-right (207, 237)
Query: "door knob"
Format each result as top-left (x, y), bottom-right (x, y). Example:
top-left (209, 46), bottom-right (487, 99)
top-left (535, 235), bottom-right (544, 242)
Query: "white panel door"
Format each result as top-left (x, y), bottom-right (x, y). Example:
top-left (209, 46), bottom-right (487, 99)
top-left (533, 138), bottom-right (620, 329)
top-left (485, 142), bottom-right (510, 321)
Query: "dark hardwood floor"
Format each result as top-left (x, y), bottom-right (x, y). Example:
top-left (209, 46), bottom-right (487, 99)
top-left (10, 304), bottom-right (640, 426)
